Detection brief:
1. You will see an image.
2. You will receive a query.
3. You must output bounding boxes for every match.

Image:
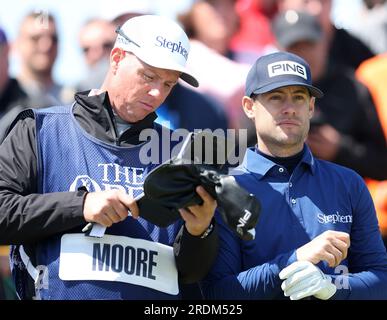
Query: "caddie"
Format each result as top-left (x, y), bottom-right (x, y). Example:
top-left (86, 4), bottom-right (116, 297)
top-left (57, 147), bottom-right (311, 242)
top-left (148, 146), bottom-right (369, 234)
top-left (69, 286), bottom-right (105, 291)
top-left (0, 15), bottom-right (218, 300)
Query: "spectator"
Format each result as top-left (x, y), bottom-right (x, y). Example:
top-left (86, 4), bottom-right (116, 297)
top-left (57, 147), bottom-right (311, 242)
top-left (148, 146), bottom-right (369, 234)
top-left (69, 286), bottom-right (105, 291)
top-left (77, 18), bottom-right (116, 91)
top-left (79, 19), bottom-right (116, 67)
top-left (277, 0), bottom-right (375, 69)
top-left (0, 26), bottom-right (28, 143)
top-left (14, 12), bottom-right (73, 106)
top-left (0, 12), bottom-right (75, 143)
top-left (0, 26), bottom-right (28, 117)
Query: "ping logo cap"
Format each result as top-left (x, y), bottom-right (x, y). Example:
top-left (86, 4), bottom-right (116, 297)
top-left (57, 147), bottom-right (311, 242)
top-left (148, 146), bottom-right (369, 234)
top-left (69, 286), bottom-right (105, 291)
top-left (245, 51), bottom-right (323, 98)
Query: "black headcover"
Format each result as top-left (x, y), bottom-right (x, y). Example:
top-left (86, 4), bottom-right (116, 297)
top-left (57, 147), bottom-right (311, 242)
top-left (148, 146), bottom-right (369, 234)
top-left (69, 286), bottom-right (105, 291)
top-left (138, 132), bottom-right (260, 240)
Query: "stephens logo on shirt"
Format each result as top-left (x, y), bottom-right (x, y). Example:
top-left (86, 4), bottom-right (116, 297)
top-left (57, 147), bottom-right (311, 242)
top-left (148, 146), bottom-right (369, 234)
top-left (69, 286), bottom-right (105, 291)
top-left (317, 211), bottom-right (352, 224)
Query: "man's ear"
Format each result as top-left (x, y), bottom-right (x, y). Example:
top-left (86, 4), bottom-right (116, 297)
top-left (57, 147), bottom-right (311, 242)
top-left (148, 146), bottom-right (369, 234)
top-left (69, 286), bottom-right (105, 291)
top-left (242, 96), bottom-right (256, 119)
top-left (110, 47), bottom-right (125, 70)
top-left (309, 97), bottom-right (315, 119)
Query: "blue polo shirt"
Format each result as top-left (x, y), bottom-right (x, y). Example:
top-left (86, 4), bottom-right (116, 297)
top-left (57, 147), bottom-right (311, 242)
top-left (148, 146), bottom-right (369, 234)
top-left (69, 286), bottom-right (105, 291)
top-left (201, 145), bottom-right (387, 299)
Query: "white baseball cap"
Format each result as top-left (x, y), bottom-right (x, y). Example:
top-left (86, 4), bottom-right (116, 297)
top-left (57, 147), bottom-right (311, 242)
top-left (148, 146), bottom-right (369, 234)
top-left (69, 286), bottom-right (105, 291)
top-left (114, 15), bottom-right (199, 87)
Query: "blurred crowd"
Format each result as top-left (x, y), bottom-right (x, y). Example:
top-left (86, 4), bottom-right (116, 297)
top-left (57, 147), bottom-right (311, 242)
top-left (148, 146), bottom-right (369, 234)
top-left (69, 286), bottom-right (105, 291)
top-left (0, 0), bottom-right (386, 300)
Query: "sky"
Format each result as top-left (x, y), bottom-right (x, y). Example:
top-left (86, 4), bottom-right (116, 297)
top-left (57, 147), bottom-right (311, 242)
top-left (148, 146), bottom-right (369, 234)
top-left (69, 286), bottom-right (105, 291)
top-left (0, 0), bottom-right (362, 88)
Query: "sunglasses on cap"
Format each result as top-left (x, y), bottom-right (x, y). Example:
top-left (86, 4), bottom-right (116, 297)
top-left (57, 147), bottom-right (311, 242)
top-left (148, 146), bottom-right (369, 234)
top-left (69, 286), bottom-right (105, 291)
top-left (115, 26), bottom-right (141, 48)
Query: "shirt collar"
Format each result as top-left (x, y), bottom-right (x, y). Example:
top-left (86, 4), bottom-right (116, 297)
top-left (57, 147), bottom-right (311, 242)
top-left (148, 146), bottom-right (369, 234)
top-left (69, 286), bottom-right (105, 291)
top-left (241, 144), bottom-right (316, 177)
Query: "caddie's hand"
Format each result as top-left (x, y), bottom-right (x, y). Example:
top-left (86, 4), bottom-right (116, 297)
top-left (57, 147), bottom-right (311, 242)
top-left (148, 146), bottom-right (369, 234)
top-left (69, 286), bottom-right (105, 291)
top-left (296, 230), bottom-right (350, 267)
top-left (279, 261), bottom-right (337, 300)
top-left (179, 186), bottom-right (217, 236)
top-left (83, 190), bottom-right (139, 227)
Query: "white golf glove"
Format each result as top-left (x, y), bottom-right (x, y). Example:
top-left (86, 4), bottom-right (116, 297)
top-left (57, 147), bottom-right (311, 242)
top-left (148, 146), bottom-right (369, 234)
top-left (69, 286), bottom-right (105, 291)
top-left (279, 261), bottom-right (336, 300)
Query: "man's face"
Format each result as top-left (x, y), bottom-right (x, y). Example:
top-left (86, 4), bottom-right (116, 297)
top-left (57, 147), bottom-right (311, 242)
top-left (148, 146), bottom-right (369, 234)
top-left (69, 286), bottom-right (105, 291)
top-left (108, 50), bottom-right (180, 123)
top-left (79, 20), bottom-right (116, 67)
top-left (17, 17), bottom-right (58, 76)
top-left (244, 85), bottom-right (314, 156)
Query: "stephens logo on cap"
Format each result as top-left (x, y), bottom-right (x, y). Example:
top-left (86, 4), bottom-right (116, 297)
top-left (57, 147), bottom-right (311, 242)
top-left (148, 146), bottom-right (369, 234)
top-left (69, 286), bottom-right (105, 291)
top-left (155, 36), bottom-right (188, 61)
top-left (114, 15), bottom-right (199, 87)
top-left (268, 60), bottom-right (307, 80)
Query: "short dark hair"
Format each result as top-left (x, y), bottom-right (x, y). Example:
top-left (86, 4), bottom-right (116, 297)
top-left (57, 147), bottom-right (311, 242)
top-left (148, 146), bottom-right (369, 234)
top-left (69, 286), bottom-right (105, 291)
top-left (250, 93), bottom-right (259, 101)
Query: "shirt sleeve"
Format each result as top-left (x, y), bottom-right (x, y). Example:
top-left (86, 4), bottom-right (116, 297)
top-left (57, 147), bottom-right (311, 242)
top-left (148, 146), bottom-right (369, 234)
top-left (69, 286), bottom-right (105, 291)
top-left (332, 174), bottom-right (387, 299)
top-left (200, 212), bottom-right (297, 299)
top-left (0, 115), bottom-right (86, 245)
top-left (174, 222), bottom-right (219, 284)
